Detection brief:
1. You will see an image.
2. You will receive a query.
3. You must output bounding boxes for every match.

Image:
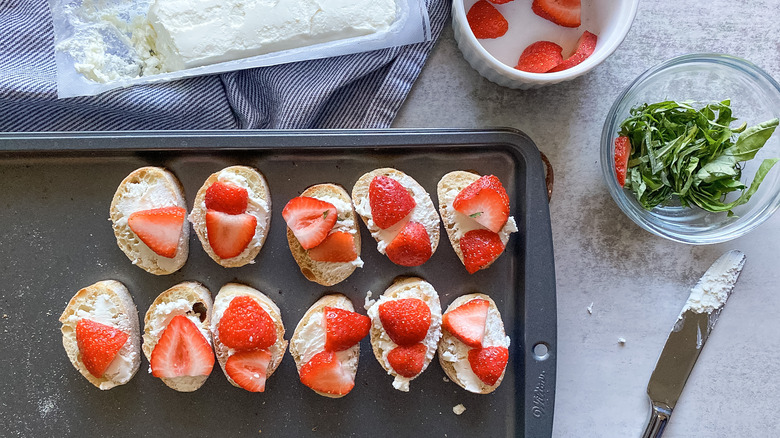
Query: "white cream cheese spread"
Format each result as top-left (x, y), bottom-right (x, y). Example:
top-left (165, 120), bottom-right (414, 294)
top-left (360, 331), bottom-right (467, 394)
top-left (366, 282), bottom-right (442, 392)
top-left (147, 298), bottom-right (211, 344)
top-left (439, 303), bottom-right (510, 393)
top-left (354, 173), bottom-right (440, 254)
top-left (67, 294), bottom-right (137, 389)
top-left (189, 169), bottom-right (270, 263)
top-left (440, 187), bottom-right (517, 246)
top-left (291, 310), bottom-right (357, 369)
top-left (306, 193), bottom-right (364, 272)
top-left (145, 0), bottom-right (398, 72)
top-left (113, 177), bottom-right (186, 272)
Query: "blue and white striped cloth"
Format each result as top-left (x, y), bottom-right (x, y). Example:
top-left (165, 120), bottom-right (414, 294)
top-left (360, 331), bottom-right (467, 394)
top-left (0, 0), bottom-right (449, 131)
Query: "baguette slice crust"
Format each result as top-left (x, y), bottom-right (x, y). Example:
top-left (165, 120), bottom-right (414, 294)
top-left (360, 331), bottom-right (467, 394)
top-left (352, 168), bottom-right (440, 259)
top-left (289, 294), bottom-right (360, 398)
top-left (438, 293), bottom-right (510, 394)
top-left (367, 277), bottom-right (442, 392)
top-left (189, 166), bottom-right (271, 267)
top-left (110, 166), bottom-right (189, 275)
top-left (59, 280), bottom-right (141, 390)
top-left (142, 281), bottom-right (213, 392)
top-left (437, 171), bottom-right (518, 271)
top-left (211, 283), bottom-right (287, 390)
top-left (287, 184), bottom-right (362, 286)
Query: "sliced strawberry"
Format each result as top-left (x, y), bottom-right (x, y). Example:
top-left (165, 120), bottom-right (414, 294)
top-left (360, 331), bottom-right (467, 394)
top-left (369, 175), bottom-right (416, 229)
top-left (452, 175), bottom-right (510, 232)
top-left (282, 196), bottom-right (338, 250)
top-left (205, 181), bottom-right (248, 215)
top-left (324, 306), bottom-right (370, 351)
top-left (308, 231), bottom-right (357, 263)
top-left (225, 349), bottom-right (271, 392)
top-left (515, 41), bottom-right (564, 73)
top-left (488, 0), bottom-right (514, 3)
top-left (299, 351), bottom-right (355, 396)
top-left (387, 343), bottom-right (427, 378)
top-left (76, 319), bottom-right (129, 378)
top-left (532, 0), bottom-right (581, 28)
top-left (205, 210), bottom-right (257, 259)
top-left (127, 206), bottom-right (185, 258)
top-left (218, 296), bottom-right (277, 350)
top-left (378, 298), bottom-right (431, 346)
top-left (442, 298), bottom-right (489, 348)
top-left (460, 229), bottom-right (505, 274)
top-left (150, 315), bottom-right (214, 378)
top-left (548, 31), bottom-right (598, 72)
top-left (467, 0), bottom-right (508, 39)
top-left (385, 221), bottom-right (432, 267)
top-left (614, 136), bottom-right (631, 187)
top-left (468, 346), bottom-right (509, 386)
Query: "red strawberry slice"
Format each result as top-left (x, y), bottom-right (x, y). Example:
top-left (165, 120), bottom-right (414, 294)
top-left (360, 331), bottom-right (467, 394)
top-left (150, 315), bottom-right (214, 378)
top-left (369, 176), bottom-right (416, 229)
top-left (467, 0), bottom-right (508, 39)
top-left (548, 31), bottom-right (598, 72)
top-left (225, 349), bottom-right (271, 392)
top-left (515, 41), bottom-right (564, 73)
top-left (300, 351), bottom-right (355, 396)
top-left (218, 296), bottom-right (277, 350)
top-left (385, 221), bottom-right (432, 267)
top-left (205, 210), bottom-right (257, 259)
top-left (324, 306), bottom-right (371, 351)
top-left (76, 319), bottom-right (129, 378)
top-left (378, 298), bottom-right (431, 346)
top-left (308, 231), bottom-right (357, 263)
top-left (452, 175), bottom-right (510, 232)
top-left (488, 0), bottom-right (514, 3)
top-left (532, 0), bottom-right (581, 28)
top-left (205, 181), bottom-right (249, 215)
top-left (442, 298), bottom-right (490, 348)
top-left (614, 136), bottom-right (631, 187)
top-left (460, 229), bottom-right (505, 274)
top-left (128, 206), bottom-right (185, 258)
top-left (468, 346), bottom-right (509, 386)
top-left (387, 343), bottom-right (427, 378)
top-left (282, 196), bottom-right (338, 250)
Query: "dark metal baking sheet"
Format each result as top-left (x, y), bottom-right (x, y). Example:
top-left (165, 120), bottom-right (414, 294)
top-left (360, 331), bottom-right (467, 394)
top-left (0, 129), bottom-right (556, 437)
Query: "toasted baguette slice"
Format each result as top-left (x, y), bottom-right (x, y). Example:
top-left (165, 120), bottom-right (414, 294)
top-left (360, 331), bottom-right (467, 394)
top-left (437, 171), bottom-right (518, 271)
top-left (352, 168), bottom-right (440, 264)
top-left (142, 281), bottom-right (213, 392)
top-left (110, 166), bottom-right (189, 275)
top-left (289, 294), bottom-right (361, 398)
top-left (438, 293), bottom-right (510, 394)
top-left (189, 166), bottom-right (271, 267)
top-left (60, 280), bottom-right (141, 390)
top-left (286, 184), bottom-right (362, 286)
top-left (211, 283), bottom-right (287, 391)
top-left (366, 277), bottom-right (442, 392)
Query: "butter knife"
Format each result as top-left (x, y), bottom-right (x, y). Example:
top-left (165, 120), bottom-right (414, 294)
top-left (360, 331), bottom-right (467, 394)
top-left (641, 250), bottom-right (746, 438)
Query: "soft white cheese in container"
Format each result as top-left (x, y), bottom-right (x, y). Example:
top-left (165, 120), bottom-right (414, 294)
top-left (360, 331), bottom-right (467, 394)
top-left (147, 0), bottom-right (398, 72)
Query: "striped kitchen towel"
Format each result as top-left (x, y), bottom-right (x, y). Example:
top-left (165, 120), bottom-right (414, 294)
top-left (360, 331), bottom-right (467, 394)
top-left (0, 0), bottom-right (449, 131)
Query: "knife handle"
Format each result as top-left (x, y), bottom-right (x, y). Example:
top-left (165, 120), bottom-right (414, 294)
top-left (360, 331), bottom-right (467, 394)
top-left (641, 402), bottom-right (672, 438)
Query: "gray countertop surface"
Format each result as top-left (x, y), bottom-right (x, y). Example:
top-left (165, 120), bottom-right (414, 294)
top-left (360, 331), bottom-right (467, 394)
top-left (394, 1), bottom-right (780, 436)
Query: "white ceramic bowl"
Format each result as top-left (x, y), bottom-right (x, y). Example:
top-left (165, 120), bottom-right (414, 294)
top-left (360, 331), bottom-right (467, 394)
top-left (452, 0), bottom-right (639, 89)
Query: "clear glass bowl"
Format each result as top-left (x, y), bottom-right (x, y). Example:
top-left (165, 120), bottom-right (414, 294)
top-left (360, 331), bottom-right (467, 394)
top-left (601, 54), bottom-right (780, 244)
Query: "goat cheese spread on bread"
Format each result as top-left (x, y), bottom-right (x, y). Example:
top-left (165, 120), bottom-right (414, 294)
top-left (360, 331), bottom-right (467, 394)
top-left (355, 173), bottom-right (439, 254)
top-left (67, 294), bottom-right (137, 388)
top-left (145, 0), bottom-right (398, 72)
top-left (439, 305), bottom-right (510, 392)
top-left (440, 187), bottom-right (517, 245)
top-left (367, 283), bottom-right (442, 392)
